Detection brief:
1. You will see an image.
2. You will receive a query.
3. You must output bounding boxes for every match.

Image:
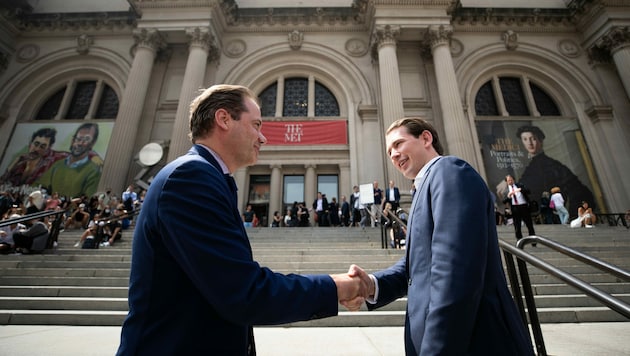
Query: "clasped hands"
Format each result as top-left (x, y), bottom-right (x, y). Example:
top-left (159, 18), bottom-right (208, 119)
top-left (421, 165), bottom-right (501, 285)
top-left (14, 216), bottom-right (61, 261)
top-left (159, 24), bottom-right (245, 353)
top-left (330, 264), bottom-right (374, 312)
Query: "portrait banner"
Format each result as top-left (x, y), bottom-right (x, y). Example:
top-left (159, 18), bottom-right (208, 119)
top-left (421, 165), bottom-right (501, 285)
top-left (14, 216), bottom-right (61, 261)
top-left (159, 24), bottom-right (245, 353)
top-left (476, 119), bottom-right (601, 214)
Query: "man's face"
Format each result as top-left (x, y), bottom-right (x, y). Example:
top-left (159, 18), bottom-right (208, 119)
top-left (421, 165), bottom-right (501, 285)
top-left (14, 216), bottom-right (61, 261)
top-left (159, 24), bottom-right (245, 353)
top-left (227, 97), bottom-right (266, 169)
top-left (506, 175), bottom-right (515, 185)
top-left (386, 126), bottom-right (431, 180)
top-left (70, 127), bottom-right (96, 158)
top-left (28, 136), bottom-right (51, 159)
top-left (520, 131), bottom-right (542, 156)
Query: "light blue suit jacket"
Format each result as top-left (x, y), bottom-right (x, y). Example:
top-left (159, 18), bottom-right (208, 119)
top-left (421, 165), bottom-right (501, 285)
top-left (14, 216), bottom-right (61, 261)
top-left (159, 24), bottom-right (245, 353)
top-left (370, 156), bottom-right (533, 355)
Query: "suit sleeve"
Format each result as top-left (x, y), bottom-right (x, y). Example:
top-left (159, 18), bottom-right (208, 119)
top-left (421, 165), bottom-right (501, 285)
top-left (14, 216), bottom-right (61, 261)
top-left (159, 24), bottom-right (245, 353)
top-left (156, 160), bottom-right (338, 325)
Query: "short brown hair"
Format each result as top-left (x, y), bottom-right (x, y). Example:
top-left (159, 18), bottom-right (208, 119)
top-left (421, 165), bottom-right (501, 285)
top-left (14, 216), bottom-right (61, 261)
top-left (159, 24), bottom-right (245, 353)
top-left (386, 117), bottom-right (444, 155)
top-left (188, 84), bottom-right (259, 142)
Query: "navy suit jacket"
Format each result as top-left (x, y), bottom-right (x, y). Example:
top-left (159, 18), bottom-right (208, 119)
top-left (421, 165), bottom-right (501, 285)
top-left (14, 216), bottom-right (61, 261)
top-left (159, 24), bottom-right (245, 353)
top-left (369, 156), bottom-right (533, 355)
top-left (117, 145), bottom-right (338, 355)
top-left (384, 187), bottom-right (400, 204)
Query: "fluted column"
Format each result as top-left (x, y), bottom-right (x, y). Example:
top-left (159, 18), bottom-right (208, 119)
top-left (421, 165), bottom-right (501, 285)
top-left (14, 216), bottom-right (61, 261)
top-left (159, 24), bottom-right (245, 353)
top-left (99, 29), bottom-right (166, 193)
top-left (338, 162), bottom-right (351, 198)
top-left (304, 164), bottom-right (316, 223)
top-left (373, 25), bottom-right (405, 190)
top-left (374, 25), bottom-right (404, 127)
top-left (269, 164), bottom-right (282, 225)
top-left (168, 28), bottom-right (218, 161)
top-left (426, 25), bottom-right (477, 166)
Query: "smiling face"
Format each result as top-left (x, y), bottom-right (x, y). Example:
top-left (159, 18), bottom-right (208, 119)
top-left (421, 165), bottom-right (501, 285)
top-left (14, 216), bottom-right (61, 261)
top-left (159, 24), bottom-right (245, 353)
top-left (386, 126), bottom-right (436, 180)
top-left (226, 97), bottom-right (266, 170)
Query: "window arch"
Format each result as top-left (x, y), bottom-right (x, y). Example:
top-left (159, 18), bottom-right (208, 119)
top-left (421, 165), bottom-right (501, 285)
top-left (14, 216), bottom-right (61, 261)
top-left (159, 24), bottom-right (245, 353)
top-left (36, 79), bottom-right (119, 120)
top-left (259, 76), bottom-right (340, 117)
top-left (475, 75), bottom-right (560, 117)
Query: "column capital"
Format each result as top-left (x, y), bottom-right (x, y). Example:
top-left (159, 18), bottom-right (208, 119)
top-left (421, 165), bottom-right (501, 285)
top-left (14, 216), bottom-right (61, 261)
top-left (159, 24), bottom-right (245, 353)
top-left (370, 25), bottom-right (400, 61)
top-left (185, 27), bottom-right (220, 62)
top-left (425, 25), bottom-right (453, 50)
top-left (374, 25), bottom-right (400, 48)
top-left (589, 26), bottom-right (630, 57)
top-left (270, 164), bottom-right (282, 170)
top-left (131, 28), bottom-right (167, 55)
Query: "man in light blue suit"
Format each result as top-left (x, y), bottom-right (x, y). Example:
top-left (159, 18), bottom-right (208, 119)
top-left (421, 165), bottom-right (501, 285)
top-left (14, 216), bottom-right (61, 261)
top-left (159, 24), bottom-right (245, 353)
top-left (117, 85), bottom-right (366, 355)
top-left (346, 117), bottom-right (533, 355)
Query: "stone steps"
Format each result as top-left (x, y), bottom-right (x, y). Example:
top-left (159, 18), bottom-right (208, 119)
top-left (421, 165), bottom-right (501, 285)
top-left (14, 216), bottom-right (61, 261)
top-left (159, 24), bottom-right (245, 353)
top-left (0, 224), bottom-right (628, 326)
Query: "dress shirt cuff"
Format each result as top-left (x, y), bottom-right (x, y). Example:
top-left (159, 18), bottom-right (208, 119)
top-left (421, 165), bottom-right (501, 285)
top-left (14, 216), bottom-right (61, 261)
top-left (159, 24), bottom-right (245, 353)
top-left (366, 274), bottom-right (379, 304)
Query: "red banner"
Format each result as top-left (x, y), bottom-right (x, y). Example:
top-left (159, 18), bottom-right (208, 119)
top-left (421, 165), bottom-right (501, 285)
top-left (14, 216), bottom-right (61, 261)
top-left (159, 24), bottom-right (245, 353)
top-left (261, 120), bottom-right (347, 145)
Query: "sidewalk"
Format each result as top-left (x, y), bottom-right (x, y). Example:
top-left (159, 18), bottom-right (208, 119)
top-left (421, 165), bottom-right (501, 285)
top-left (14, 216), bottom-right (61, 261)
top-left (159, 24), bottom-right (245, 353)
top-left (1, 323), bottom-right (629, 355)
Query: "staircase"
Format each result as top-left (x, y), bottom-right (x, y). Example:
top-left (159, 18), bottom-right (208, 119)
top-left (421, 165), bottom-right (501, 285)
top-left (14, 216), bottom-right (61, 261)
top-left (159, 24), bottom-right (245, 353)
top-left (0, 224), bottom-right (628, 326)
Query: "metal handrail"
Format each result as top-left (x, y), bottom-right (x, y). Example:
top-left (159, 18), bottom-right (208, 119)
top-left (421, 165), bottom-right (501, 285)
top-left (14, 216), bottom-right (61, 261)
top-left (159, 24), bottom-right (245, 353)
top-left (0, 209), bottom-right (67, 250)
top-left (516, 235), bottom-right (630, 316)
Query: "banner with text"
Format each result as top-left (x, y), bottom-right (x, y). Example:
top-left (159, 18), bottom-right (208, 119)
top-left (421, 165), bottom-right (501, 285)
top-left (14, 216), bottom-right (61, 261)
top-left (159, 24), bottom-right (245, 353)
top-left (261, 120), bottom-right (347, 145)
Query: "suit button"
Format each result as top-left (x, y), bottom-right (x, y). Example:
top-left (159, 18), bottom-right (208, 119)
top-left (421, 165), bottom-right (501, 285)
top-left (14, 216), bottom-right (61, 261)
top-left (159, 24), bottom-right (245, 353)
top-left (408, 279), bottom-right (412, 286)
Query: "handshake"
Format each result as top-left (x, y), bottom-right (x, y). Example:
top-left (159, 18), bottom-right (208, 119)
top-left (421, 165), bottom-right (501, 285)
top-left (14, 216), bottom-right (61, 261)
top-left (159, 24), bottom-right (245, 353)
top-left (330, 264), bottom-right (375, 311)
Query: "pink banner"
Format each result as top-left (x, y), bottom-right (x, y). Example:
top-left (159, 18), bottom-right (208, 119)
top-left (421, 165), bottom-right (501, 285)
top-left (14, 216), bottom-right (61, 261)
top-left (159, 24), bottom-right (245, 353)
top-left (261, 121), bottom-right (347, 145)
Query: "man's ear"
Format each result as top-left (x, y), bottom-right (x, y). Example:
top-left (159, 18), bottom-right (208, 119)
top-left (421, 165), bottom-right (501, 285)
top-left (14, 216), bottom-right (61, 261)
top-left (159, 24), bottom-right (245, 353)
top-left (215, 108), bottom-right (231, 130)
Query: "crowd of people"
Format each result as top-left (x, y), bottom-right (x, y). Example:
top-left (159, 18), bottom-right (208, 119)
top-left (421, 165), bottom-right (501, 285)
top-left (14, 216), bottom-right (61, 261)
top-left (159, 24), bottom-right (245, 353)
top-left (0, 183), bottom-right (144, 253)
top-left (257, 180), bottom-right (404, 229)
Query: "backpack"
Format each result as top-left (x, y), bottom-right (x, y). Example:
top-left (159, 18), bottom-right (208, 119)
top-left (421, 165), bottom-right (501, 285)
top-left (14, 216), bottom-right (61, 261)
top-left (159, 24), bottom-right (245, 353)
top-left (549, 199), bottom-right (556, 209)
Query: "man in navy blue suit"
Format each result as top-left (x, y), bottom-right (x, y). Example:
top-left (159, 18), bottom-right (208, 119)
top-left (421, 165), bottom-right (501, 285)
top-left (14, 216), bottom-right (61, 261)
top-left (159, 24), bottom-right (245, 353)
top-left (117, 85), bottom-right (367, 355)
top-left (344, 118), bottom-right (533, 355)
top-left (383, 179), bottom-right (400, 211)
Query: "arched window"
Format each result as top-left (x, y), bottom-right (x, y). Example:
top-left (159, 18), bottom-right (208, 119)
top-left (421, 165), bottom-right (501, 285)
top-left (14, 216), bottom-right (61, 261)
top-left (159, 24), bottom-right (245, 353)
top-left (36, 79), bottom-right (119, 120)
top-left (259, 77), bottom-right (340, 117)
top-left (475, 76), bottom-right (560, 117)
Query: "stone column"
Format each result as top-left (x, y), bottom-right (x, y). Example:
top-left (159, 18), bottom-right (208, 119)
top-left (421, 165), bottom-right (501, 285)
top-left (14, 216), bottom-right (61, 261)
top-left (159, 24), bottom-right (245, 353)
top-left (373, 25), bottom-right (405, 190)
top-left (269, 164), bottom-right (282, 225)
top-left (304, 164), bottom-right (316, 223)
top-left (425, 25), bottom-right (477, 167)
top-left (600, 27), bottom-right (630, 99)
top-left (99, 29), bottom-right (166, 193)
top-left (168, 27), bottom-right (218, 161)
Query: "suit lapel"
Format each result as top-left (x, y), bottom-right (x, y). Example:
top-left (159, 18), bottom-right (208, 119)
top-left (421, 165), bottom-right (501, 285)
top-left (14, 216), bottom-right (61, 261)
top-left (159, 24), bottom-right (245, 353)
top-left (405, 156), bottom-right (442, 275)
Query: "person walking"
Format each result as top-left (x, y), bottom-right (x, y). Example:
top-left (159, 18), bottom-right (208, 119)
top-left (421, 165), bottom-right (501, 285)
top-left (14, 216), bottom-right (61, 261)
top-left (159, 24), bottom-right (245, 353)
top-left (503, 174), bottom-right (536, 243)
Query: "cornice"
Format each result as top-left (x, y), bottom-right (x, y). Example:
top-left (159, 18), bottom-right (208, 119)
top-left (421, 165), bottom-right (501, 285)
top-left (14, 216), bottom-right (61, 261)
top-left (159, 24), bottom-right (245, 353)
top-left (450, 7), bottom-right (577, 32)
top-left (7, 11), bottom-right (137, 33)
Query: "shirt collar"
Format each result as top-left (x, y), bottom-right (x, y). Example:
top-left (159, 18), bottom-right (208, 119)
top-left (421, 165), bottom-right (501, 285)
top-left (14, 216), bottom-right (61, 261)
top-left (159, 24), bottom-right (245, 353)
top-left (198, 144), bottom-right (230, 175)
top-left (414, 155), bottom-right (441, 190)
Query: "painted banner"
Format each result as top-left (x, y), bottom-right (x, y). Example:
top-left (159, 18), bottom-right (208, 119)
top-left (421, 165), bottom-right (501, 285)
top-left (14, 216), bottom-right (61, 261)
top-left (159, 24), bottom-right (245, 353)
top-left (261, 120), bottom-right (347, 145)
top-left (0, 122), bottom-right (114, 198)
top-left (476, 119), bottom-right (601, 215)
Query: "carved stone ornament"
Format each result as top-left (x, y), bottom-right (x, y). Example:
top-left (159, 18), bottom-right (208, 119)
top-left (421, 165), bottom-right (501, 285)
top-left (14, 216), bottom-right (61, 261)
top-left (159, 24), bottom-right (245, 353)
top-left (16, 44), bottom-right (39, 63)
top-left (557, 39), bottom-right (581, 58)
top-left (288, 30), bottom-right (304, 50)
top-left (76, 34), bottom-right (93, 55)
top-left (450, 38), bottom-right (464, 57)
top-left (224, 39), bottom-right (247, 58)
top-left (502, 30), bottom-right (519, 51)
top-left (345, 38), bottom-right (368, 57)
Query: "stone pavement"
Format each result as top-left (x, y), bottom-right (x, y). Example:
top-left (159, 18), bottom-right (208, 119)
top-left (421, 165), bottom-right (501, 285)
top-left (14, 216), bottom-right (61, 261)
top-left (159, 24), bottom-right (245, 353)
top-left (1, 322), bottom-right (629, 355)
